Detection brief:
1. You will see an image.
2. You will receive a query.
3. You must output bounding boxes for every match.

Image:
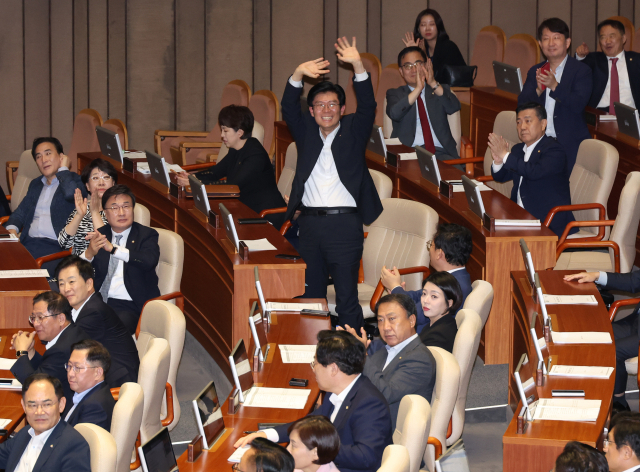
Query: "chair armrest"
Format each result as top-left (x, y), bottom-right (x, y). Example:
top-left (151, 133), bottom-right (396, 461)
top-left (556, 219), bottom-right (615, 248)
top-left (280, 220), bottom-right (292, 237)
top-left (544, 203), bottom-right (606, 239)
top-left (130, 433), bottom-right (142, 470)
top-left (137, 292), bottom-right (185, 338)
top-left (609, 298), bottom-right (640, 322)
top-left (181, 162), bottom-right (217, 172)
top-left (110, 387), bottom-right (120, 400)
top-left (369, 266), bottom-right (430, 313)
top-left (154, 130), bottom-right (210, 138)
top-left (6, 161), bottom-right (19, 194)
top-left (556, 239), bottom-right (620, 273)
top-left (460, 136), bottom-right (473, 159)
top-left (35, 249), bottom-right (72, 268)
top-left (259, 207), bottom-right (287, 218)
top-left (441, 156), bottom-right (484, 177)
top-left (160, 382), bottom-right (174, 427)
top-left (447, 417), bottom-right (452, 438)
top-left (0, 216), bottom-right (10, 225)
top-left (427, 436), bottom-right (443, 459)
top-left (6, 195), bottom-right (10, 202)
top-left (475, 175), bottom-right (493, 182)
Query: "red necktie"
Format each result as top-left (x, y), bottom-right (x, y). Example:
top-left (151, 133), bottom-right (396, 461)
top-left (609, 58), bottom-right (619, 115)
top-left (416, 95), bottom-right (436, 154)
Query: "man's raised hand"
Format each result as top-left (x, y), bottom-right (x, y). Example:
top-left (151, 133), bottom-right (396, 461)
top-left (292, 58), bottom-right (331, 82)
top-left (335, 37), bottom-right (365, 74)
top-left (576, 42), bottom-right (589, 58)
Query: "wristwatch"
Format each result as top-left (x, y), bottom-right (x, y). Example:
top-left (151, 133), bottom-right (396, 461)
top-left (110, 245), bottom-right (118, 255)
top-left (16, 351), bottom-right (28, 358)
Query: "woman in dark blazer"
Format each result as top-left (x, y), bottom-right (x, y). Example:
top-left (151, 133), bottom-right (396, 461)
top-left (403, 9), bottom-right (467, 84)
top-left (419, 271), bottom-right (462, 353)
top-left (177, 105), bottom-right (286, 228)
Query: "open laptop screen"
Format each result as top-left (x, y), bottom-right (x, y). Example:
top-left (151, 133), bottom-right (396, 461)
top-left (192, 381), bottom-right (225, 449)
top-left (96, 126), bottom-right (124, 163)
top-left (139, 427), bottom-right (178, 472)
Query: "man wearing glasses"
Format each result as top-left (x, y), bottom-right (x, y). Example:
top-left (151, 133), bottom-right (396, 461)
top-left (81, 184), bottom-right (160, 334)
top-left (11, 291), bottom-right (88, 415)
top-left (0, 373), bottom-right (90, 472)
top-left (604, 416), bottom-right (640, 472)
top-left (64, 340), bottom-right (116, 431)
top-left (386, 46), bottom-right (461, 160)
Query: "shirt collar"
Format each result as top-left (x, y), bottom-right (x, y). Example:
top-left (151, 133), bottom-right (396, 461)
top-left (28, 418), bottom-right (60, 440)
top-left (523, 135), bottom-right (545, 153)
top-left (319, 123), bottom-right (341, 144)
top-left (609, 50), bottom-right (625, 61)
top-left (40, 174), bottom-right (59, 187)
top-left (555, 54), bottom-right (568, 72)
top-left (72, 381), bottom-right (103, 404)
top-left (448, 267), bottom-right (465, 274)
top-left (71, 293), bottom-right (94, 322)
top-left (45, 324), bottom-right (70, 351)
top-left (112, 225), bottom-right (132, 241)
top-left (385, 332), bottom-right (418, 355)
top-left (329, 374), bottom-right (361, 406)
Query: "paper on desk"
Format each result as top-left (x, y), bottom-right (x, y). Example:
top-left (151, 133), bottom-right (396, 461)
top-left (0, 234), bottom-right (19, 242)
top-left (384, 138), bottom-right (402, 146)
top-left (599, 114), bottom-right (617, 122)
top-left (551, 331), bottom-right (612, 344)
top-left (266, 302), bottom-right (323, 312)
top-left (135, 162), bottom-right (185, 174)
top-left (448, 180), bottom-right (492, 192)
top-left (0, 380), bottom-right (22, 390)
top-left (532, 398), bottom-right (601, 422)
top-left (0, 269), bottom-right (49, 279)
top-left (236, 359), bottom-right (251, 377)
top-left (279, 345), bottom-right (316, 364)
top-left (549, 365), bottom-right (614, 379)
top-left (240, 239), bottom-right (277, 252)
top-left (398, 152), bottom-right (418, 160)
top-left (228, 446), bottom-right (251, 463)
top-left (543, 294), bottom-right (598, 305)
top-left (123, 151), bottom-right (147, 159)
top-left (0, 358), bottom-right (17, 370)
top-left (243, 387), bottom-right (311, 409)
top-left (0, 419), bottom-right (10, 429)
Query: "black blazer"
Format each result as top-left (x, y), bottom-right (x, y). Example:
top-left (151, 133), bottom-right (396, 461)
top-left (281, 75), bottom-right (383, 226)
top-left (75, 293), bottom-right (139, 387)
top-left (92, 222), bottom-right (160, 313)
top-left (66, 382), bottom-right (116, 431)
top-left (580, 51), bottom-right (640, 109)
top-left (491, 135), bottom-right (576, 238)
top-left (194, 137), bottom-right (286, 214)
top-left (420, 315), bottom-right (458, 352)
top-left (274, 376), bottom-right (392, 472)
top-left (0, 420), bottom-right (90, 472)
top-left (426, 38), bottom-right (468, 84)
top-left (11, 323), bottom-right (89, 414)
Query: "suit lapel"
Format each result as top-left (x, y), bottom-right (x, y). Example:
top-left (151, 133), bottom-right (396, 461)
top-left (332, 377), bottom-right (361, 431)
top-left (32, 421), bottom-right (65, 472)
top-left (6, 429), bottom-right (34, 472)
top-left (382, 336), bottom-right (422, 374)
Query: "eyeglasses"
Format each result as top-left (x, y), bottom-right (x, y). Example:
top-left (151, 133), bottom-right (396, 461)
top-left (604, 438), bottom-right (616, 448)
top-left (310, 359), bottom-right (316, 370)
top-left (401, 60), bottom-right (425, 71)
top-left (426, 240), bottom-right (433, 250)
top-left (29, 313), bottom-right (57, 325)
top-left (25, 401), bottom-right (58, 411)
top-left (106, 204), bottom-right (132, 212)
top-left (313, 102), bottom-right (340, 111)
top-left (90, 175), bottom-right (112, 182)
top-left (64, 363), bottom-right (99, 374)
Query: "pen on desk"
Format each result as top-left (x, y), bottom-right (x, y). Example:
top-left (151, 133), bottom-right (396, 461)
top-left (244, 431), bottom-right (258, 434)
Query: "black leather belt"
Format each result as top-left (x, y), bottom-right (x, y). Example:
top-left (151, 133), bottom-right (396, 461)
top-left (300, 207), bottom-right (358, 216)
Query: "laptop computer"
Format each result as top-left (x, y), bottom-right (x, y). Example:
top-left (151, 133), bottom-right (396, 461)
top-left (367, 125), bottom-right (387, 157)
top-left (219, 203), bottom-right (240, 250)
top-left (519, 239), bottom-right (536, 289)
top-left (614, 102), bottom-right (640, 140)
top-left (192, 381), bottom-right (225, 450)
top-left (188, 174), bottom-right (211, 216)
top-left (248, 300), bottom-right (270, 361)
top-left (415, 146), bottom-right (442, 187)
top-left (229, 338), bottom-right (254, 402)
top-left (435, 439), bottom-right (470, 472)
top-left (493, 61), bottom-right (523, 95)
top-left (138, 427), bottom-right (178, 472)
top-left (145, 151), bottom-right (171, 188)
top-left (96, 126), bottom-right (124, 163)
top-left (461, 175), bottom-right (486, 219)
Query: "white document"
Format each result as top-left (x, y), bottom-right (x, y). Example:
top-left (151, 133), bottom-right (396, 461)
top-left (384, 138), bottom-right (402, 146)
top-left (549, 365), bottom-right (614, 379)
top-left (0, 269), bottom-right (49, 279)
top-left (494, 219), bottom-right (542, 227)
top-left (551, 332), bottom-right (612, 344)
top-left (398, 152), bottom-right (418, 160)
top-left (448, 180), bottom-right (492, 192)
top-left (0, 419), bottom-right (10, 429)
top-left (532, 398), bottom-right (601, 422)
top-left (538, 337), bottom-right (546, 349)
top-left (265, 302), bottom-right (323, 312)
top-left (136, 162), bottom-right (184, 174)
top-left (241, 239), bottom-right (277, 252)
top-left (243, 387), bottom-right (311, 409)
top-left (0, 358), bottom-right (17, 370)
top-left (599, 114), bottom-right (617, 122)
top-left (235, 359), bottom-right (251, 377)
top-left (0, 379), bottom-right (22, 390)
top-left (279, 345), bottom-right (316, 364)
top-left (0, 234), bottom-right (19, 242)
top-left (543, 294), bottom-right (598, 306)
top-left (228, 446), bottom-right (251, 463)
top-left (122, 151), bottom-right (147, 159)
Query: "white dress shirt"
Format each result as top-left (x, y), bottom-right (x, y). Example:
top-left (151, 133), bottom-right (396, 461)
top-left (408, 86), bottom-right (443, 149)
top-left (578, 50), bottom-right (635, 108)
top-left (45, 324), bottom-right (70, 351)
top-left (14, 420), bottom-right (60, 472)
top-left (71, 293), bottom-right (94, 322)
top-left (544, 56), bottom-right (568, 138)
top-left (492, 135), bottom-right (544, 208)
top-left (383, 333), bottom-right (418, 369)
top-left (65, 381), bottom-right (103, 421)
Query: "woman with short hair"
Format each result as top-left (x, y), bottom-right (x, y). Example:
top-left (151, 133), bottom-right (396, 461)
top-left (287, 416), bottom-right (341, 472)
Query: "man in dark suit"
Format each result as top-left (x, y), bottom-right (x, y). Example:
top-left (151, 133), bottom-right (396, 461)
top-left (0, 373), bottom-right (90, 472)
top-left (575, 19), bottom-right (640, 112)
top-left (518, 18), bottom-right (592, 172)
top-left (605, 419), bottom-right (640, 472)
top-left (282, 37), bottom-right (383, 330)
top-left (386, 46), bottom-right (461, 160)
top-left (82, 184), bottom-right (160, 334)
top-left (11, 291), bottom-right (88, 413)
top-left (57, 255), bottom-right (139, 387)
top-left (381, 223), bottom-right (473, 332)
top-left (489, 102), bottom-right (576, 238)
top-left (235, 330), bottom-right (392, 472)
top-left (64, 340), bottom-right (116, 431)
top-left (4, 137), bottom-right (86, 273)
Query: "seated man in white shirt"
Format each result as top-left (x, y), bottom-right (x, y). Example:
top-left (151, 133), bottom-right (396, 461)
top-left (234, 330), bottom-right (392, 472)
top-left (0, 373), bottom-right (90, 472)
top-left (604, 418), bottom-right (640, 472)
top-left (575, 19), bottom-right (640, 112)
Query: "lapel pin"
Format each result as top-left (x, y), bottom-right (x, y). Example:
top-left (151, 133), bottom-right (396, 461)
top-left (50, 445), bottom-right (53, 448)
top-left (346, 406), bottom-right (349, 410)
top-left (399, 356), bottom-right (402, 360)
top-left (131, 241), bottom-right (134, 243)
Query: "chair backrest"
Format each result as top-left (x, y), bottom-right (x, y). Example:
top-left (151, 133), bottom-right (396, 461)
top-left (103, 118), bottom-right (129, 150)
top-left (378, 444), bottom-right (411, 472)
top-left (249, 90), bottom-right (280, 160)
top-left (462, 280), bottom-right (494, 327)
top-left (110, 382), bottom-right (144, 472)
top-left (483, 111), bottom-right (518, 197)
top-left (137, 337), bottom-right (171, 443)
top-left (635, 28), bottom-right (640, 53)
top-left (277, 142), bottom-right (297, 199)
top-left (393, 395), bottom-right (431, 472)
top-left (133, 203), bottom-right (151, 227)
top-left (570, 139), bottom-right (619, 237)
top-left (137, 300), bottom-right (186, 431)
top-left (68, 108), bottom-right (103, 167)
top-left (424, 346), bottom-right (460, 472)
top-left (369, 169), bottom-right (393, 200)
top-left (215, 121), bottom-right (265, 165)
top-left (504, 34), bottom-right (540, 77)
top-left (611, 172), bottom-right (640, 272)
top-left (152, 228), bottom-right (184, 296)
top-left (74, 423), bottom-right (117, 472)
top-left (363, 198), bottom-right (438, 291)
top-left (448, 309), bottom-right (484, 446)
top-left (599, 17), bottom-right (635, 52)
top-left (376, 64), bottom-right (406, 129)
top-left (205, 79), bottom-right (253, 141)
top-left (345, 53), bottom-right (383, 115)
top-left (10, 150), bottom-right (42, 211)
top-left (447, 90), bottom-right (462, 156)
top-left (470, 26), bottom-right (506, 86)
top-left (383, 96), bottom-right (393, 139)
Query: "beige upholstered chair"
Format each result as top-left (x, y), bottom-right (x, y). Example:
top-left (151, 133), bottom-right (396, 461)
top-left (423, 346), bottom-right (460, 472)
top-left (137, 300), bottom-right (186, 431)
top-left (555, 172), bottom-right (640, 273)
top-left (635, 27), bottom-right (640, 53)
top-left (327, 198), bottom-right (438, 319)
top-left (369, 170), bottom-right (393, 201)
top-left (152, 228), bottom-right (184, 298)
top-left (481, 111), bottom-right (518, 198)
top-left (110, 382), bottom-right (144, 472)
top-left (75, 423), bottom-right (117, 472)
top-left (447, 94), bottom-right (462, 157)
top-left (249, 90), bottom-right (280, 161)
top-left (448, 309), bottom-right (484, 446)
top-left (68, 109), bottom-right (103, 166)
top-left (7, 150), bottom-right (41, 211)
top-left (394, 395), bottom-right (431, 472)
top-left (344, 53), bottom-right (382, 115)
top-left (383, 97), bottom-right (394, 139)
top-left (138, 337), bottom-right (171, 443)
top-left (277, 142), bottom-right (297, 199)
top-left (504, 34), bottom-right (540, 77)
top-left (470, 26), bottom-right (506, 87)
top-left (378, 445), bottom-right (411, 472)
top-left (375, 64), bottom-right (406, 130)
top-left (133, 203), bottom-right (151, 227)
top-left (103, 118), bottom-right (129, 150)
top-left (462, 280), bottom-right (494, 327)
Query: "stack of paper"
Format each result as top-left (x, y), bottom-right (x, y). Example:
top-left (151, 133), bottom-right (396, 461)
top-left (0, 269), bottom-right (49, 279)
top-left (122, 151), bottom-right (147, 159)
top-left (241, 239), bottom-right (277, 251)
top-left (549, 365), bottom-right (614, 379)
top-left (0, 419), bottom-right (10, 429)
top-left (228, 445), bottom-right (250, 463)
top-left (265, 302), bottom-right (323, 312)
top-left (494, 219), bottom-right (541, 227)
top-left (543, 294), bottom-right (598, 305)
top-left (243, 387), bottom-right (311, 409)
top-left (0, 358), bottom-right (17, 370)
top-left (0, 234), bottom-right (19, 242)
top-left (0, 380), bottom-right (22, 390)
top-left (279, 345), bottom-right (316, 364)
top-left (384, 138), bottom-right (402, 146)
top-left (550, 332), bottom-right (612, 344)
top-left (531, 398), bottom-right (601, 422)
top-left (398, 152), bottom-right (418, 160)
top-left (448, 180), bottom-right (492, 192)
top-left (136, 162), bottom-right (185, 174)
top-left (599, 115), bottom-right (617, 122)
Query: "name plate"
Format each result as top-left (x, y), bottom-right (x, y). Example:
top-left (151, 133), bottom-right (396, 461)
top-left (122, 157), bottom-right (137, 173)
top-left (439, 180), bottom-right (453, 198)
top-left (386, 151), bottom-right (398, 168)
top-left (482, 213), bottom-right (495, 232)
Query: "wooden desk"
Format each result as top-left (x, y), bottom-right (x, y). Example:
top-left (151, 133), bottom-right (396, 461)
top-left (503, 271), bottom-right (614, 472)
top-left (77, 152), bottom-right (306, 377)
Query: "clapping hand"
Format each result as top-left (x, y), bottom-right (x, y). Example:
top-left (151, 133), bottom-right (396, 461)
top-left (536, 67), bottom-right (558, 92)
top-left (380, 266), bottom-right (403, 293)
top-left (424, 59), bottom-right (437, 89)
top-left (487, 133), bottom-right (510, 164)
top-left (74, 188), bottom-right (88, 215)
top-left (402, 31), bottom-right (423, 48)
top-left (337, 324), bottom-right (371, 351)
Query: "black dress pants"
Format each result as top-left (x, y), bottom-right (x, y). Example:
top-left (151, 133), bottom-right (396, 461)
top-left (612, 311), bottom-right (640, 395)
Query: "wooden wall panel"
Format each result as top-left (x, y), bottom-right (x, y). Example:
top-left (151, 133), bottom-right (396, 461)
top-left (253, 0), bottom-right (272, 92)
top-left (337, 0), bottom-right (368, 89)
top-left (468, 0), bottom-right (491, 62)
top-left (573, 0), bottom-right (597, 51)
top-left (74, 0), bottom-right (89, 116)
top-left (50, 0), bottom-right (74, 151)
top-left (88, 0), bottom-right (108, 117)
top-left (431, 0), bottom-right (470, 62)
top-left (324, 0), bottom-right (339, 84)
top-left (367, 0), bottom-right (382, 59)
top-left (597, 0), bottom-right (620, 22)
top-left (538, 0), bottom-right (571, 31)
top-left (492, 0), bottom-right (537, 40)
top-left (380, 0), bottom-right (426, 69)
top-left (108, 0), bottom-right (127, 123)
top-left (620, 0), bottom-right (634, 20)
